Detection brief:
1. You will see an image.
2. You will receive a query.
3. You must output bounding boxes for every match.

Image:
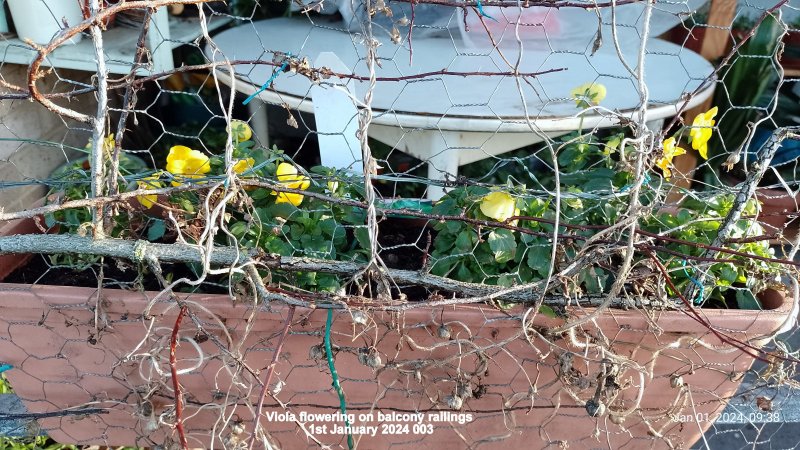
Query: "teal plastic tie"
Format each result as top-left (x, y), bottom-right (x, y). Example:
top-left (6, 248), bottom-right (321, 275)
top-left (681, 260), bottom-right (704, 305)
top-left (619, 173), bottom-right (651, 193)
top-left (325, 309), bottom-right (354, 450)
top-left (243, 53), bottom-right (292, 106)
top-left (475, 0), bottom-right (498, 22)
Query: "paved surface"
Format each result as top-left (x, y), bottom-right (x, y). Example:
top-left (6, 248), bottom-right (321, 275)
top-left (698, 303), bottom-right (800, 449)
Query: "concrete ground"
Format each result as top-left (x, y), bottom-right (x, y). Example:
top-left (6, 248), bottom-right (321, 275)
top-left (697, 302), bottom-right (800, 449)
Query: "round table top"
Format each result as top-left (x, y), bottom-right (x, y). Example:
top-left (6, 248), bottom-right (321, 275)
top-left (208, 17), bottom-right (715, 133)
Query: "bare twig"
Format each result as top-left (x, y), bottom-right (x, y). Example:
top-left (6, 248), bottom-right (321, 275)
top-left (170, 305), bottom-right (190, 450)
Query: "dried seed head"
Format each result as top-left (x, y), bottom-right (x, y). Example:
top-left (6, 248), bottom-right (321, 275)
top-left (670, 375), bottom-right (684, 388)
top-left (437, 325), bottom-right (451, 340)
top-left (456, 382), bottom-right (473, 399)
top-left (366, 353), bottom-right (383, 369)
top-left (144, 416), bottom-right (159, 433)
top-left (446, 394), bottom-right (463, 410)
top-left (231, 420), bottom-right (246, 435)
top-left (352, 310), bottom-right (368, 326)
top-left (309, 344), bottom-right (325, 360)
top-left (271, 380), bottom-right (285, 396)
top-left (609, 414), bottom-right (625, 425)
top-left (585, 399), bottom-right (605, 417)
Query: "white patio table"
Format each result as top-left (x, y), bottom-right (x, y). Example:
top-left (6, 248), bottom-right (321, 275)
top-left (207, 17), bottom-right (715, 198)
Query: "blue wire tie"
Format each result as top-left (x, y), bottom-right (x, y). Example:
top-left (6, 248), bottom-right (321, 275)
top-left (618, 173), bottom-right (650, 193)
top-left (475, 0), bottom-right (498, 22)
top-left (243, 53), bottom-right (292, 106)
top-left (0, 364), bottom-right (12, 374)
top-left (681, 260), bottom-right (704, 305)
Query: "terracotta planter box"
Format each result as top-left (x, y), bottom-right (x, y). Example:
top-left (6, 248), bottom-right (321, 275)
top-left (756, 187), bottom-right (800, 240)
top-left (0, 216), bottom-right (794, 448)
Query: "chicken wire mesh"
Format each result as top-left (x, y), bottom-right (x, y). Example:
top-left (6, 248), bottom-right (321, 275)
top-left (0, 0), bottom-right (798, 449)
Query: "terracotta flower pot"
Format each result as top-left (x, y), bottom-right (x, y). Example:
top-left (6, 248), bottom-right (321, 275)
top-left (0, 216), bottom-right (794, 448)
top-left (756, 187), bottom-right (800, 240)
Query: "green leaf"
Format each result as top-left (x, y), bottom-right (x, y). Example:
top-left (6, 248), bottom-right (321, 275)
top-left (719, 264), bottom-right (738, 285)
top-left (147, 219), bottom-right (167, 241)
top-left (267, 202), bottom-right (297, 219)
top-left (735, 290), bottom-right (762, 310)
top-left (539, 304), bottom-right (558, 318)
top-left (249, 189), bottom-right (270, 200)
top-left (316, 274), bottom-right (341, 293)
top-left (581, 168), bottom-right (616, 192)
top-left (176, 197), bottom-right (195, 214)
top-left (354, 227), bottom-right (371, 251)
top-left (455, 230), bottom-right (474, 252)
top-left (456, 262), bottom-right (473, 281)
top-left (497, 274), bottom-right (515, 287)
top-left (488, 229), bottom-right (517, 264)
top-left (446, 220), bottom-right (464, 234)
top-left (526, 245), bottom-right (553, 278)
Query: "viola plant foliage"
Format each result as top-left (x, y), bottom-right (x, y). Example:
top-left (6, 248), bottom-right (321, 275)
top-left (427, 84), bottom-right (779, 309)
top-left (44, 98), bottom-right (780, 308)
top-left (46, 121), bottom-right (370, 293)
top-left (428, 133), bottom-right (778, 308)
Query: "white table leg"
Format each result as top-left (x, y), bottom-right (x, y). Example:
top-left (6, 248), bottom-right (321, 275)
top-left (247, 98), bottom-right (270, 149)
top-left (368, 125), bottom-right (566, 199)
top-left (424, 133), bottom-right (461, 200)
top-left (367, 127), bottom-right (459, 199)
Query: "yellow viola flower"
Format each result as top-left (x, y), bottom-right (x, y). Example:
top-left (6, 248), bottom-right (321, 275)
top-left (327, 180), bottom-right (339, 194)
top-left (480, 191), bottom-right (517, 222)
top-left (509, 208), bottom-right (521, 227)
top-left (136, 173), bottom-right (162, 209)
top-left (229, 120), bottom-right (253, 143)
top-left (689, 106), bottom-right (717, 160)
top-left (165, 145), bottom-right (211, 185)
top-left (232, 158), bottom-right (255, 175)
top-left (272, 162), bottom-right (310, 206)
top-left (570, 82), bottom-right (607, 107)
top-left (603, 135), bottom-right (622, 158)
top-left (85, 134), bottom-right (117, 154)
top-left (655, 137), bottom-right (686, 180)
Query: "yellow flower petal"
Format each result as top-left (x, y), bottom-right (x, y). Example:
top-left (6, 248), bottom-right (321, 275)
top-left (165, 145), bottom-right (210, 180)
top-left (136, 174), bottom-right (162, 209)
top-left (662, 137), bottom-right (686, 161)
top-left (276, 162), bottom-right (298, 181)
top-left (271, 162), bottom-right (310, 206)
top-left (165, 158), bottom-right (188, 175)
top-left (570, 82), bottom-right (607, 106)
top-left (283, 174), bottom-right (310, 191)
top-left (275, 192), bottom-right (304, 206)
top-left (696, 143), bottom-right (708, 160)
top-left (229, 120), bottom-right (253, 142)
top-left (689, 107), bottom-right (717, 160)
top-left (480, 191), bottom-right (517, 222)
top-left (167, 145), bottom-right (193, 164)
top-left (138, 194), bottom-right (158, 209)
top-left (656, 157), bottom-right (672, 179)
top-left (509, 208), bottom-right (521, 227)
top-left (233, 158), bottom-right (255, 174)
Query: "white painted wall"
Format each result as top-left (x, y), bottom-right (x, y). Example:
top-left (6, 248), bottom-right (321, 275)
top-left (0, 64), bottom-right (94, 213)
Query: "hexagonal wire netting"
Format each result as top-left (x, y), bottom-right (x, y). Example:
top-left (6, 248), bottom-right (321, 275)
top-left (0, 0), bottom-right (799, 448)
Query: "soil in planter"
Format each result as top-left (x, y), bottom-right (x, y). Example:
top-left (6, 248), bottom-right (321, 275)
top-left (4, 253), bottom-right (230, 294)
